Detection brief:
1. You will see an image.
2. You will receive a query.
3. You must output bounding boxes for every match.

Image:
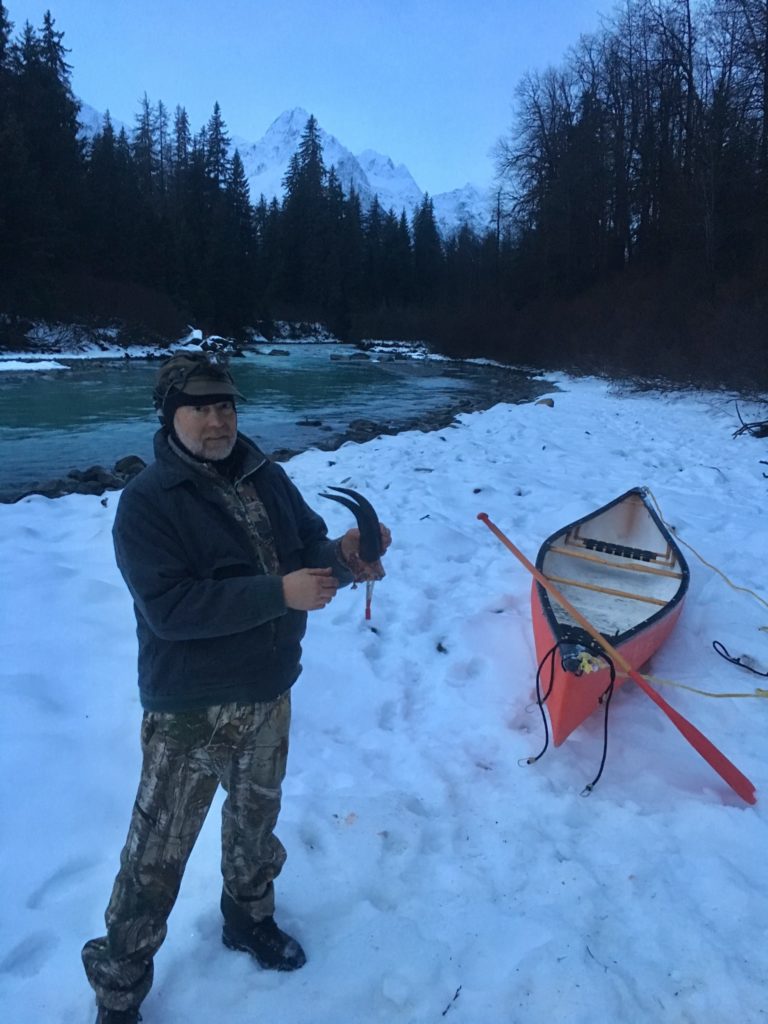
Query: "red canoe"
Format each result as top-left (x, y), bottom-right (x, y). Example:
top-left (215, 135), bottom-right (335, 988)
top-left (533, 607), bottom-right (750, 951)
top-left (531, 487), bottom-right (690, 746)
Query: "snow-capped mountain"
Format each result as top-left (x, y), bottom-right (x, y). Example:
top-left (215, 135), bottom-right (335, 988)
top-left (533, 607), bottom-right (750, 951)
top-left (432, 183), bottom-right (492, 236)
top-left (232, 107), bottom-right (379, 208)
top-left (236, 107), bottom-right (490, 234)
top-left (356, 148), bottom-right (423, 214)
top-left (79, 102), bottom-right (491, 235)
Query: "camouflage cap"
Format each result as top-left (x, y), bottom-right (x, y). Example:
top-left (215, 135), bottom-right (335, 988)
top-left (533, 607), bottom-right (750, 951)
top-left (153, 353), bottom-right (245, 411)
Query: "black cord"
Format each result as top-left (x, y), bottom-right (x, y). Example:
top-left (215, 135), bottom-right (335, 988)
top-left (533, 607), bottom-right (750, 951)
top-left (581, 658), bottom-right (616, 796)
top-left (713, 640), bottom-right (768, 678)
top-left (523, 640), bottom-right (617, 795)
top-left (523, 645), bottom-right (557, 765)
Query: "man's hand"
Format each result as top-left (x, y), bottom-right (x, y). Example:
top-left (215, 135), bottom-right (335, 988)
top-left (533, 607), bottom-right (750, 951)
top-left (340, 523), bottom-right (392, 582)
top-left (340, 524), bottom-right (392, 562)
top-left (282, 567), bottom-right (339, 611)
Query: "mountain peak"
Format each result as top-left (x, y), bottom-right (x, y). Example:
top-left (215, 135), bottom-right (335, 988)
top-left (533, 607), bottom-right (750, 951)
top-left (264, 107), bottom-right (312, 137)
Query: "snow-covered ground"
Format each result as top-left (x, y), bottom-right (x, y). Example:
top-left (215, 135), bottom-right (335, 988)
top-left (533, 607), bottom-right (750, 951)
top-left (1, 375), bottom-right (766, 1023)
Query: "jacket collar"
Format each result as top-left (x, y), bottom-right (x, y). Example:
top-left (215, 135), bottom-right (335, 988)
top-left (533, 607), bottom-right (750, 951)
top-left (153, 429), bottom-right (268, 489)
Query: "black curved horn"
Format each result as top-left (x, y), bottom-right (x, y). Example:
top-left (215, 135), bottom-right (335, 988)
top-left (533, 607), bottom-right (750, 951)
top-left (319, 486), bottom-right (383, 562)
top-left (328, 486), bottom-right (378, 519)
top-left (318, 491), bottom-right (360, 515)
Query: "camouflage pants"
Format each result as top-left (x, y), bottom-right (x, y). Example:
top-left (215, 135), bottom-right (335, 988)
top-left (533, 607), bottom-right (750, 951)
top-left (82, 693), bottom-right (291, 1011)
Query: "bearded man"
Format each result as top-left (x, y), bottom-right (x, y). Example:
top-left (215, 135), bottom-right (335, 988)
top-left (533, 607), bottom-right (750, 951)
top-left (82, 353), bottom-right (389, 1024)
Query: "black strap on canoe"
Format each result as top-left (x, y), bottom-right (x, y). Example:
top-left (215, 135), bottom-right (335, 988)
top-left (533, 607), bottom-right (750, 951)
top-left (523, 640), bottom-right (616, 795)
top-left (581, 665), bottom-right (615, 797)
top-left (712, 640), bottom-right (768, 678)
top-left (523, 646), bottom-right (558, 765)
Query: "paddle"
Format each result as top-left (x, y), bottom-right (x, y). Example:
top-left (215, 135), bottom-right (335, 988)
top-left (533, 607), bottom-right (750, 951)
top-left (477, 512), bottom-right (757, 805)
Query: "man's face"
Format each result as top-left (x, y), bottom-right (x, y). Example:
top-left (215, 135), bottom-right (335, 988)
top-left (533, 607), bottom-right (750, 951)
top-left (173, 400), bottom-right (238, 461)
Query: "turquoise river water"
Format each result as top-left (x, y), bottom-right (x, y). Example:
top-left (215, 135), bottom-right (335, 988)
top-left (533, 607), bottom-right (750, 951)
top-left (0, 345), bottom-right (548, 497)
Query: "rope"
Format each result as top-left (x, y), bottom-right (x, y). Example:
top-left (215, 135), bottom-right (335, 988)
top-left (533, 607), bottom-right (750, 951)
top-left (644, 487), bottom-right (768, 692)
top-left (645, 487), bottom-right (768, 614)
top-left (523, 646), bottom-right (556, 765)
top-left (635, 669), bottom-right (768, 699)
top-left (581, 668), bottom-right (615, 797)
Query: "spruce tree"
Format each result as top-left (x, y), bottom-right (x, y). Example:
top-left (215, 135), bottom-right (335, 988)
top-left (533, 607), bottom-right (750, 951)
top-left (205, 101), bottom-right (230, 189)
top-left (340, 186), bottom-right (364, 308)
top-left (5, 13), bottom-right (83, 285)
top-left (363, 195), bottom-right (383, 304)
top-left (132, 93), bottom-right (156, 197)
top-left (172, 105), bottom-right (190, 173)
top-left (85, 113), bottom-right (142, 277)
top-left (280, 115), bottom-right (329, 309)
top-left (412, 194), bottom-right (443, 302)
top-left (227, 150), bottom-right (251, 232)
top-left (40, 10), bottom-right (70, 78)
top-left (253, 195), bottom-right (282, 316)
top-left (0, 1), bottom-right (12, 70)
top-left (155, 99), bottom-right (170, 196)
top-left (214, 149), bottom-right (254, 327)
top-left (296, 114), bottom-right (326, 201)
top-left (381, 208), bottom-right (412, 306)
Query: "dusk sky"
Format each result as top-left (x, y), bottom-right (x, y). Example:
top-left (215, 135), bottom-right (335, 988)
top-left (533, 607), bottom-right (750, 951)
top-left (7, 0), bottom-right (608, 195)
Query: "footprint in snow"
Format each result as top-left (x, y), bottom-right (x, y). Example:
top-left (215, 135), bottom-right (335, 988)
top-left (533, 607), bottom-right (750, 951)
top-left (0, 932), bottom-right (59, 978)
top-left (377, 700), bottom-right (397, 732)
top-left (26, 855), bottom-right (99, 910)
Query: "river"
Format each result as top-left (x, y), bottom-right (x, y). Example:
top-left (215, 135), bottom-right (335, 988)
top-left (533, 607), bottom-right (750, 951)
top-left (0, 344), bottom-right (550, 498)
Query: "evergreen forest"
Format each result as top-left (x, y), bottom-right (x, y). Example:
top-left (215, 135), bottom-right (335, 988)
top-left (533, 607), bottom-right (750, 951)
top-left (0, 1), bottom-right (766, 386)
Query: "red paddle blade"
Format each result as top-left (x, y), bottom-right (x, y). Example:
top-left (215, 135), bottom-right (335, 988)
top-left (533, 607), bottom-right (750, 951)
top-left (628, 667), bottom-right (756, 804)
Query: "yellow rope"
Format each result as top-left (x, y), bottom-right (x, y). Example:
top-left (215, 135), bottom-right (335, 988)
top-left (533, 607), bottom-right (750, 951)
top-left (626, 671), bottom-right (768, 700)
top-left (645, 487), bottom-right (768, 614)
top-left (603, 489), bottom-right (768, 699)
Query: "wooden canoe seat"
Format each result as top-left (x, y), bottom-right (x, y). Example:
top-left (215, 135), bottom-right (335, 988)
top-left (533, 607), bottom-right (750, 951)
top-left (548, 544), bottom-right (684, 579)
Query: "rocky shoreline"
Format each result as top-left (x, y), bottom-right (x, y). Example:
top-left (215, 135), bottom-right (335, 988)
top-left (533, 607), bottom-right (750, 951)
top-left (3, 379), bottom-right (552, 503)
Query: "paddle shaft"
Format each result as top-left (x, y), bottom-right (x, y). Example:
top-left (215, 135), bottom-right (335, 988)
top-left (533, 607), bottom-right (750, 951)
top-left (477, 512), bottom-right (757, 805)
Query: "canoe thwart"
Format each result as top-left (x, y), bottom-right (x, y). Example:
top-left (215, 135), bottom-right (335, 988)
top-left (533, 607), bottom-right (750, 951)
top-left (544, 573), bottom-right (670, 606)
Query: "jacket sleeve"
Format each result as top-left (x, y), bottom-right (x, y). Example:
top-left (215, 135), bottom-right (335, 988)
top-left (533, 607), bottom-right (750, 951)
top-left (113, 485), bottom-right (288, 641)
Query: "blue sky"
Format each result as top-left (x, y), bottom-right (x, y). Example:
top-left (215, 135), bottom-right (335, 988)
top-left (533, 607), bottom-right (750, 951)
top-left (7, 0), bottom-right (607, 194)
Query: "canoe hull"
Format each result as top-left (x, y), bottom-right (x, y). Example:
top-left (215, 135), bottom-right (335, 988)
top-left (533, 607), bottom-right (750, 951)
top-left (531, 488), bottom-right (689, 746)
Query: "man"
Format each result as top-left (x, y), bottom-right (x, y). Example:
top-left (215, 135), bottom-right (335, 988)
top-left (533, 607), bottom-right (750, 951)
top-left (82, 352), bottom-right (389, 1024)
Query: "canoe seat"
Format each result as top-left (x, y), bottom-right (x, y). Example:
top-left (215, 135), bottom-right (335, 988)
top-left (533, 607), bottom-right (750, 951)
top-left (582, 538), bottom-right (658, 562)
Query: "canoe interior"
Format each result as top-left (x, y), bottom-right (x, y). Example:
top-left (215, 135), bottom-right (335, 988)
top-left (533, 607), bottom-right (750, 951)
top-left (538, 489), bottom-right (688, 643)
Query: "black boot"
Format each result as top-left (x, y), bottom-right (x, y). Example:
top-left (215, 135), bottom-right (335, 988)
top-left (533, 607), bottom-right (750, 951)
top-left (95, 1009), bottom-right (142, 1024)
top-left (222, 915), bottom-right (306, 971)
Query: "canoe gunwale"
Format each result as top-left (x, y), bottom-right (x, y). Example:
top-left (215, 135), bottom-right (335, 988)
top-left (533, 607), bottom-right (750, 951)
top-left (534, 487), bottom-right (690, 651)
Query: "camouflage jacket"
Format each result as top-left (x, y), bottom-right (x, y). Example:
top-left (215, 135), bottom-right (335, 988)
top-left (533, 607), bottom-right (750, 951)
top-left (112, 429), bottom-right (352, 711)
